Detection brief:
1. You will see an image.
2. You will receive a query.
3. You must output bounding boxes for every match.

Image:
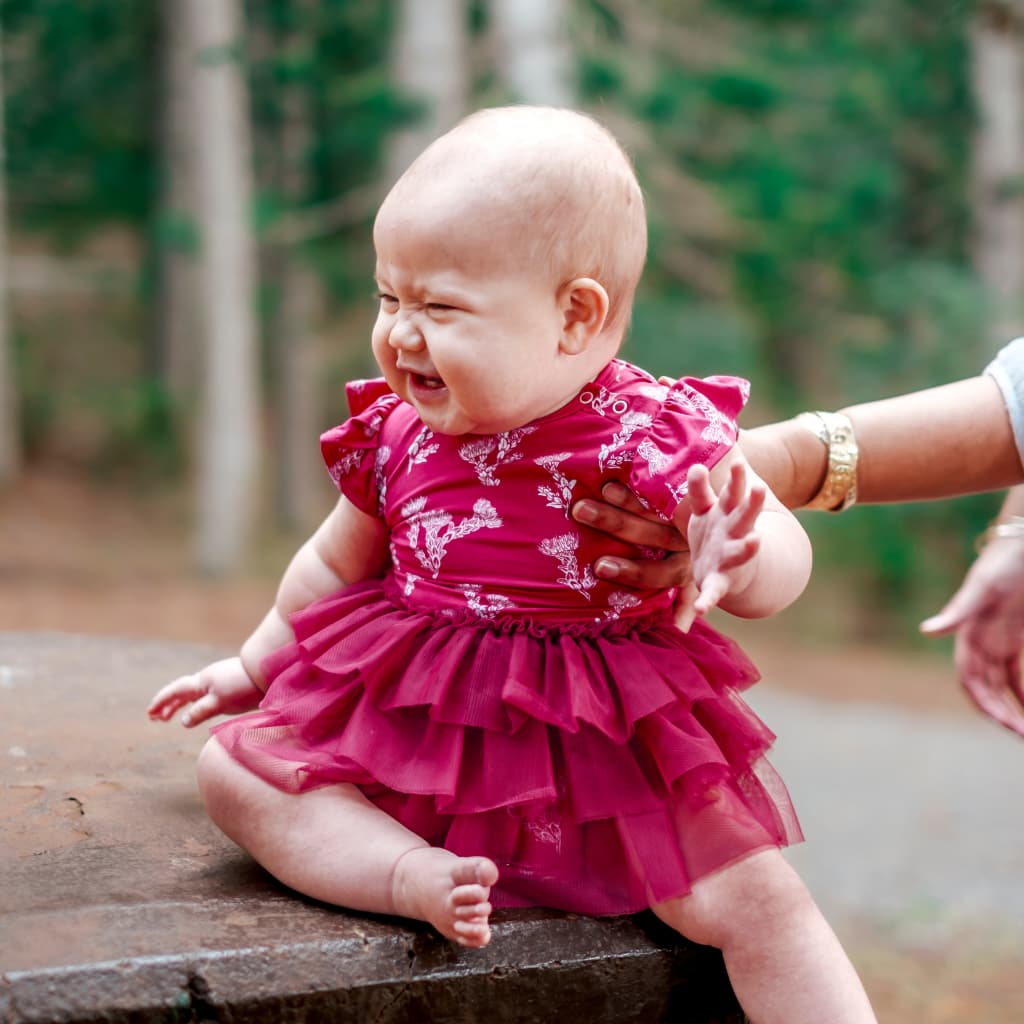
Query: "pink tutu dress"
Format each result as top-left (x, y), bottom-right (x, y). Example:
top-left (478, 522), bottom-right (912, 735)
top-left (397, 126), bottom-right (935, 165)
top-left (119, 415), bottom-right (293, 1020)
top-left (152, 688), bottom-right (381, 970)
top-left (212, 358), bottom-right (803, 914)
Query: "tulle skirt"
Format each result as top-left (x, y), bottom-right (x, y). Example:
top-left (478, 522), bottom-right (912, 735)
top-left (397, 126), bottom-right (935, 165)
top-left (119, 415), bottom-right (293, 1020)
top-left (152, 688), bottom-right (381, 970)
top-left (212, 578), bottom-right (802, 915)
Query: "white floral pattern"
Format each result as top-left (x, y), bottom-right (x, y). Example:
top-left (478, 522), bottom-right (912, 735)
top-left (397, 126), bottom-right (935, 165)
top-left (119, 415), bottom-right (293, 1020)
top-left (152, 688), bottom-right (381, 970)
top-left (604, 591), bottom-right (643, 621)
top-left (374, 446), bottom-right (391, 511)
top-left (458, 427), bottom-right (536, 486)
top-left (535, 452), bottom-right (576, 515)
top-left (638, 382), bottom-right (669, 401)
top-left (403, 496), bottom-right (503, 578)
top-left (407, 426), bottom-right (439, 473)
top-left (538, 532), bottom-right (597, 600)
top-left (584, 386), bottom-right (616, 416)
top-left (598, 409), bottom-right (652, 471)
top-left (675, 381), bottom-right (743, 445)
top-left (447, 583), bottom-right (517, 619)
top-left (525, 816), bottom-right (563, 852)
top-left (328, 448), bottom-right (365, 487)
top-left (636, 437), bottom-right (670, 476)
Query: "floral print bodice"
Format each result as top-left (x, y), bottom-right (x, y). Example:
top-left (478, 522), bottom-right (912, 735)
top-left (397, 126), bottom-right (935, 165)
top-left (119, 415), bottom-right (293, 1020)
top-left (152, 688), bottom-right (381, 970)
top-left (321, 358), bottom-right (749, 625)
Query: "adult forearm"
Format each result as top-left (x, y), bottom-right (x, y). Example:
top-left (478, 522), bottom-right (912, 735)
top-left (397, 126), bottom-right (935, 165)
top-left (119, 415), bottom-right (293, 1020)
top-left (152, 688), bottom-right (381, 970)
top-left (741, 375), bottom-right (1024, 510)
top-left (842, 375), bottom-right (1022, 504)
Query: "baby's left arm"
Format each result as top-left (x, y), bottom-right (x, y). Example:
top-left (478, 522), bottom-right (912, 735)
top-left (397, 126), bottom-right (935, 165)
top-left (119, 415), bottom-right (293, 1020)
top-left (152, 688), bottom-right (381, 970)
top-left (678, 448), bottom-right (812, 630)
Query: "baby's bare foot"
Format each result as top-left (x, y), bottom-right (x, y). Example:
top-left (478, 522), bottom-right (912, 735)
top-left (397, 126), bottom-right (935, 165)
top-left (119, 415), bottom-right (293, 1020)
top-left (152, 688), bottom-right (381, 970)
top-left (392, 848), bottom-right (499, 947)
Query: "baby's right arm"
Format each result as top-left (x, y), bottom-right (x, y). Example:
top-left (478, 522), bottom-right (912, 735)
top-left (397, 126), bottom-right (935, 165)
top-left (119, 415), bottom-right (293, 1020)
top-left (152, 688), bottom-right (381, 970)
top-left (147, 495), bottom-right (390, 727)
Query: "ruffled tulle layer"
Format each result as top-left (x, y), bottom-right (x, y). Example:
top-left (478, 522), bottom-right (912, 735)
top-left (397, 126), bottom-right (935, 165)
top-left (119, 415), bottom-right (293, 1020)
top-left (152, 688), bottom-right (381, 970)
top-left (212, 579), bottom-right (802, 915)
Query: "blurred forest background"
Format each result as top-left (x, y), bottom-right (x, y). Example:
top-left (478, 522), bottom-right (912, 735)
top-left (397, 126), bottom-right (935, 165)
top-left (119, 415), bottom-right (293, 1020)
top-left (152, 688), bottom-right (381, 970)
top-left (1, 0), bottom-right (1022, 644)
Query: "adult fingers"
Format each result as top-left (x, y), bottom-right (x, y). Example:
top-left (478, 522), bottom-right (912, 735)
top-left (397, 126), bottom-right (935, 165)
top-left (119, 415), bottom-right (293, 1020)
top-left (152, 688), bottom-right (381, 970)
top-left (595, 550), bottom-right (693, 590)
top-left (572, 497), bottom-right (687, 552)
top-left (920, 596), bottom-right (975, 637)
top-left (955, 637), bottom-right (1024, 738)
top-left (961, 662), bottom-right (1024, 737)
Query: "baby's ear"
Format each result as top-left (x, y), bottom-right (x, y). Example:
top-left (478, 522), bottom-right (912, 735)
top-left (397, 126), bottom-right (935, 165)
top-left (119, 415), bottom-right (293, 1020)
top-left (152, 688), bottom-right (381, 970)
top-left (558, 277), bottom-right (609, 354)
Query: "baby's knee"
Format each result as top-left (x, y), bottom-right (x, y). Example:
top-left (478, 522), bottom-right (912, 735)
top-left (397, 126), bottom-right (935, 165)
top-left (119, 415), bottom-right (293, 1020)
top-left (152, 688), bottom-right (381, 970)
top-left (652, 849), bottom-right (815, 949)
top-left (195, 736), bottom-right (246, 820)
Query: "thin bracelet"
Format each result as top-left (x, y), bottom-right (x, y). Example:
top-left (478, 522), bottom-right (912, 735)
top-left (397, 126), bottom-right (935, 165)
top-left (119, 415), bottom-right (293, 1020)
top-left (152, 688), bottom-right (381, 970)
top-left (976, 515), bottom-right (1024, 551)
top-left (795, 411), bottom-right (859, 512)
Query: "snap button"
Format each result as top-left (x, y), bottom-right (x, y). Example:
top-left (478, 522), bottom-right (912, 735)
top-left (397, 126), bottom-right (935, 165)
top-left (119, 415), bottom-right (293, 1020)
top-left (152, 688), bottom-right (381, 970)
top-left (612, 399), bottom-right (628, 414)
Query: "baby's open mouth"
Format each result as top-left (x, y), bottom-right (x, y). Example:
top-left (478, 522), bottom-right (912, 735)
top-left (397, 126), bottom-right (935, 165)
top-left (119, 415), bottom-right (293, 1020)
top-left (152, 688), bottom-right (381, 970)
top-left (414, 373), bottom-right (446, 390)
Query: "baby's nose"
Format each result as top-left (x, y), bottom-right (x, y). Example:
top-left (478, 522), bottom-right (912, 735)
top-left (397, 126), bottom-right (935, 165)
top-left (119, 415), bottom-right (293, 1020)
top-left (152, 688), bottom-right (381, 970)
top-left (389, 313), bottom-right (424, 350)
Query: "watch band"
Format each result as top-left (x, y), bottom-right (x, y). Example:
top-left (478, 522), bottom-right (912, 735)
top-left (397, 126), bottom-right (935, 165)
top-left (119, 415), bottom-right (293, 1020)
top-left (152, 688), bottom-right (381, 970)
top-left (796, 411), bottom-right (859, 512)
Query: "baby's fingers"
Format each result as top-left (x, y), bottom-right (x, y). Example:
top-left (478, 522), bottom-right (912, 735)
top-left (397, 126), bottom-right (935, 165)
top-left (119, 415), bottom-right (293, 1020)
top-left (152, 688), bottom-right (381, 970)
top-left (729, 479), bottom-right (767, 537)
top-left (179, 693), bottom-right (223, 729)
top-left (715, 534), bottom-right (762, 572)
top-left (674, 580), bottom-right (700, 633)
top-left (693, 572), bottom-right (731, 616)
top-left (147, 675), bottom-right (205, 721)
top-left (694, 537), bottom-right (761, 609)
top-left (685, 464), bottom-right (717, 515)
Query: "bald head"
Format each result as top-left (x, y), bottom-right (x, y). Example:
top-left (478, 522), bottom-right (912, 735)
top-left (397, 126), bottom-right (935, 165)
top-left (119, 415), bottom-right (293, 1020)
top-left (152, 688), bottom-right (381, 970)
top-left (377, 106), bottom-right (647, 336)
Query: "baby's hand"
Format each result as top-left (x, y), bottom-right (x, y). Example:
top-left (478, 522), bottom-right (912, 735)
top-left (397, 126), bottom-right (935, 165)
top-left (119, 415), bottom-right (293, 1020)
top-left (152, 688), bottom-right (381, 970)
top-left (146, 656), bottom-right (263, 728)
top-left (680, 461), bottom-right (765, 629)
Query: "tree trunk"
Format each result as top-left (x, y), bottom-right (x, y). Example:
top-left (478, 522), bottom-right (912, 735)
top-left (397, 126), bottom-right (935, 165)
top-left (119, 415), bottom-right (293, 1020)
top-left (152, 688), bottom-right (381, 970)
top-left (270, 5), bottom-right (324, 532)
top-left (970, 1), bottom-right (1024, 343)
top-left (488, 0), bottom-right (574, 106)
top-left (0, 17), bottom-right (19, 484)
top-left (387, 0), bottom-right (468, 183)
top-left (185, 0), bottom-right (260, 575)
top-left (155, 0), bottom-right (198, 402)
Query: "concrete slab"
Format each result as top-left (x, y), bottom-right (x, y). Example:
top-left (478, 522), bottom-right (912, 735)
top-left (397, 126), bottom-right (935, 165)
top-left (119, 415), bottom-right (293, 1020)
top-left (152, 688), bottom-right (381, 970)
top-left (0, 632), bottom-right (743, 1024)
top-left (749, 684), bottom-right (1024, 948)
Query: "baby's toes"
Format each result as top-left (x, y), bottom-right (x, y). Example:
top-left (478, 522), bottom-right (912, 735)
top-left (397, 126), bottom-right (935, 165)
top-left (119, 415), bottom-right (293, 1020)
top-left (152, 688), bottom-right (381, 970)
top-left (453, 919), bottom-right (492, 948)
top-left (449, 883), bottom-right (489, 910)
top-left (451, 856), bottom-right (499, 889)
top-left (454, 900), bottom-right (492, 921)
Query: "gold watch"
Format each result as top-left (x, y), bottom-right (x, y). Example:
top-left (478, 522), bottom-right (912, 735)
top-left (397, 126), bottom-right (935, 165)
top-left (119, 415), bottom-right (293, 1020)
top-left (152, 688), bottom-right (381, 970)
top-left (796, 411), bottom-right (859, 512)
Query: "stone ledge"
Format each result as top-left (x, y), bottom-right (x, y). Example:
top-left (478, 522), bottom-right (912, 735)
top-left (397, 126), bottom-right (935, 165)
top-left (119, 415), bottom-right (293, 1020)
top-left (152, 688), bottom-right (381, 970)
top-left (0, 633), bottom-right (743, 1023)
top-left (2, 906), bottom-right (741, 1023)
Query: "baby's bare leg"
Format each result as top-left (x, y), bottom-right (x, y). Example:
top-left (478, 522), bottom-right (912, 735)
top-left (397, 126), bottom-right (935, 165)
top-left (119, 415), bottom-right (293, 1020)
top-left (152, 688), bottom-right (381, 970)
top-left (652, 849), bottom-right (876, 1024)
top-left (197, 738), bottom-right (498, 946)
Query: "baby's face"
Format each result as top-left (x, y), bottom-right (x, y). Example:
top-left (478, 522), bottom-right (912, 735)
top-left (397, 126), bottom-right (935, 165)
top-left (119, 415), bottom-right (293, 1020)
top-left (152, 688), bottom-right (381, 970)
top-left (371, 192), bottom-right (597, 436)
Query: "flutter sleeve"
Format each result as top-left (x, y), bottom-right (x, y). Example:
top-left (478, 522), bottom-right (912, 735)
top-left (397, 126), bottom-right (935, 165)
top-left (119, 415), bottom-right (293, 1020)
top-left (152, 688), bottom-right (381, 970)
top-left (320, 378), bottom-right (401, 517)
top-left (627, 375), bottom-right (750, 520)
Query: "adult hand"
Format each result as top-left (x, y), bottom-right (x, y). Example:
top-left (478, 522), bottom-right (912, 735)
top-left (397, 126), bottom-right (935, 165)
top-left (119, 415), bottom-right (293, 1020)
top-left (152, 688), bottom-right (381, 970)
top-left (572, 481), bottom-right (691, 589)
top-left (147, 656), bottom-right (263, 728)
top-left (920, 539), bottom-right (1024, 738)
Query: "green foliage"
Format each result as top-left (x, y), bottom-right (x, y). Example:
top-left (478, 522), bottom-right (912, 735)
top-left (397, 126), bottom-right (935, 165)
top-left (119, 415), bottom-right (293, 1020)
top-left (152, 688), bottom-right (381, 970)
top-left (2, 0), bottom-right (158, 231)
top-left (624, 295), bottom-right (758, 382)
top-left (91, 377), bottom-right (184, 482)
top-left (0, 0), bottom-right (1007, 639)
top-left (581, 0), bottom-right (989, 635)
top-left (246, 0), bottom-right (410, 305)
